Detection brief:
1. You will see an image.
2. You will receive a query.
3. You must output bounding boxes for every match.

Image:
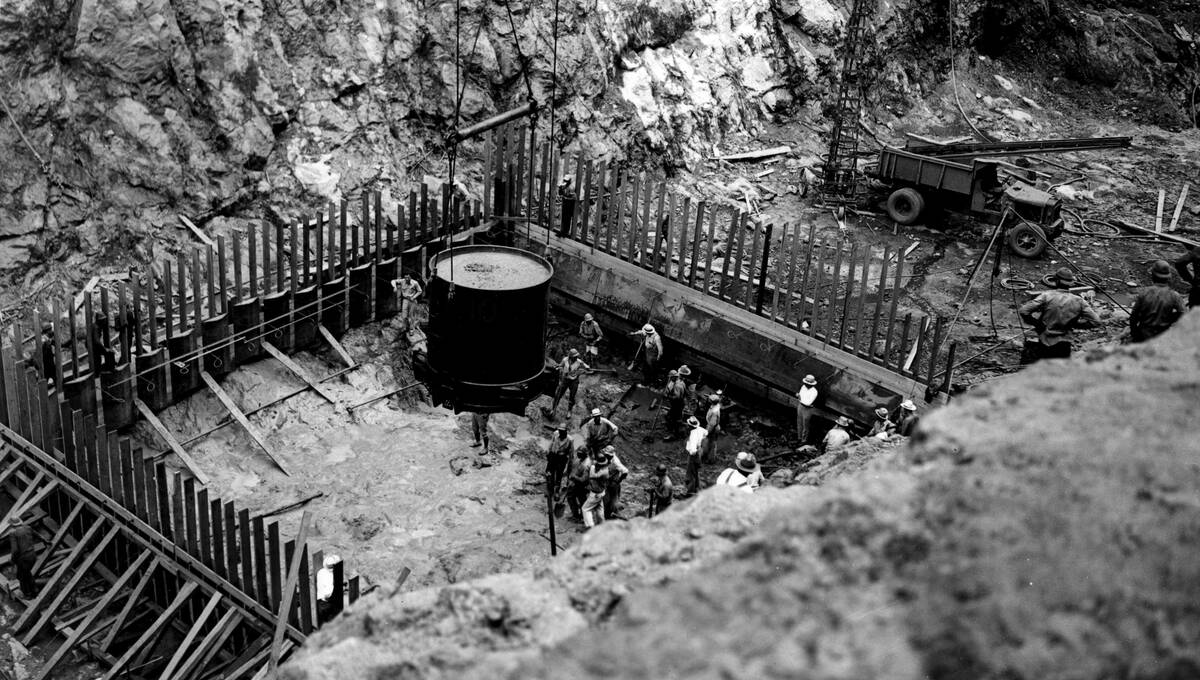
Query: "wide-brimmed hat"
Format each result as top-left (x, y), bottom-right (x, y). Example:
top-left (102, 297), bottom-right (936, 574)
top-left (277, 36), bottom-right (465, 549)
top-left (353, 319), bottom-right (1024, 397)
top-left (10, 516), bottom-right (25, 527)
top-left (642, 324), bottom-right (656, 333)
top-left (590, 408), bottom-right (602, 417)
top-left (735, 452), bottom-right (757, 473)
top-left (678, 365), bottom-right (692, 376)
top-left (568, 348), bottom-right (580, 357)
top-left (874, 407), bottom-right (888, 419)
top-left (900, 399), bottom-right (916, 411)
top-left (668, 369), bottom-right (679, 377)
top-left (323, 554), bottom-right (341, 569)
top-left (709, 394), bottom-right (721, 403)
top-left (41, 321), bottom-right (53, 334)
top-left (556, 425), bottom-right (568, 433)
top-left (835, 416), bottom-right (852, 427)
top-left (1150, 259), bottom-right (1172, 283)
top-left (686, 416), bottom-right (700, 427)
top-left (802, 374), bottom-right (817, 386)
top-left (655, 463), bottom-right (667, 475)
top-left (1053, 267), bottom-right (1075, 286)
top-left (583, 313), bottom-right (594, 321)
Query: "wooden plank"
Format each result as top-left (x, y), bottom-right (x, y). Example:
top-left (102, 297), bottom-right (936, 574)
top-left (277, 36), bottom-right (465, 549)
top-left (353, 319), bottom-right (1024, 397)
top-left (894, 313), bottom-right (913, 373)
top-left (200, 370), bottom-right (289, 475)
top-left (156, 590), bottom-right (223, 680)
top-left (178, 215), bottom-right (216, 247)
top-left (154, 463), bottom-right (172, 541)
top-left (181, 476), bottom-right (198, 559)
top-left (675, 195), bottom-right (690, 283)
top-left (925, 316), bottom-right (946, 388)
top-left (905, 316), bottom-right (927, 375)
top-left (224, 501), bottom-right (239, 590)
top-left (172, 607), bottom-right (241, 680)
top-left (134, 399), bottom-right (210, 485)
top-left (21, 524), bottom-right (120, 645)
top-left (296, 542), bottom-right (314, 633)
top-left (781, 223), bottom-right (801, 324)
top-left (1169, 183), bottom-right (1189, 232)
top-left (261, 340), bottom-right (337, 404)
top-left (210, 497), bottom-right (225, 578)
top-left (808, 241), bottom-right (828, 337)
top-left (317, 325), bottom-right (356, 368)
top-left (32, 500), bottom-right (84, 575)
top-left (101, 580), bottom-right (199, 680)
top-left (252, 515), bottom-right (269, 608)
top-left (270, 511), bottom-right (311, 673)
top-left (130, 444), bottom-right (148, 520)
top-left (239, 507), bottom-right (254, 602)
top-left (303, 215), bottom-right (314, 286)
top-left (701, 203), bottom-right (718, 295)
top-left (33, 552), bottom-right (152, 680)
top-left (268, 522), bottom-right (283, 612)
top-left (191, 248), bottom-right (203, 329)
top-left (97, 557), bottom-right (159, 654)
top-left (838, 243), bottom-right (859, 348)
top-left (851, 245), bottom-right (872, 353)
top-left (742, 219), bottom-right (762, 309)
top-left (689, 201), bottom-right (705, 289)
top-left (729, 213), bottom-right (748, 305)
top-left (339, 200), bottom-right (349, 276)
top-left (882, 252), bottom-right (905, 366)
top-left (197, 488), bottom-right (212, 568)
top-left (867, 246), bottom-right (892, 359)
top-left (141, 458), bottom-right (160, 533)
top-left (15, 518), bottom-right (105, 633)
top-left (171, 471), bottom-right (186, 550)
top-left (823, 242), bottom-right (844, 348)
top-left (579, 161), bottom-right (595, 243)
top-left (770, 224), bottom-right (786, 318)
top-left (1155, 188), bottom-right (1166, 232)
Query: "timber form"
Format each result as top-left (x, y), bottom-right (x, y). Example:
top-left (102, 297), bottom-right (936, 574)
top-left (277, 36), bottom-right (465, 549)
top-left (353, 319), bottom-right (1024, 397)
top-left (0, 187), bottom-right (481, 678)
top-left (483, 124), bottom-right (958, 400)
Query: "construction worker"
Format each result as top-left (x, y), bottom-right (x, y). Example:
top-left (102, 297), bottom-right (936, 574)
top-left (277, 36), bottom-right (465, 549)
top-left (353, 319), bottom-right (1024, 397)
top-left (582, 448), bottom-right (611, 528)
top-left (550, 349), bottom-right (590, 416)
top-left (868, 407), bottom-right (894, 439)
top-left (39, 321), bottom-right (57, 386)
top-left (628, 324), bottom-right (663, 386)
top-left (684, 415), bottom-right (707, 495)
top-left (601, 445), bottom-right (629, 518)
top-left (1174, 244), bottom-right (1200, 308)
top-left (315, 554), bottom-right (340, 625)
top-left (471, 412), bottom-right (490, 452)
top-left (391, 273), bottom-right (423, 327)
top-left (4, 516), bottom-right (37, 597)
top-left (1017, 267), bottom-right (1101, 362)
top-left (823, 416), bottom-right (852, 452)
top-left (678, 365), bottom-right (699, 420)
top-left (405, 325), bottom-right (428, 361)
top-left (1130, 260), bottom-right (1187, 343)
top-left (795, 374), bottom-right (819, 445)
top-left (702, 393), bottom-right (722, 463)
top-left (582, 408), bottom-right (619, 456)
top-left (579, 313), bottom-right (604, 360)
top-left (895, 399), bottom-right (920, 437)
top-left (566, 447), bottom-right (593, 520)
top-left (662, 369), bottom-right (686, 439)
top-left (558, 176), bottom-right (577, 237)
top-left (648, 464), bottom-right (674, 516)
top-left (547, 426), bottom-right (573, 493)
top-left (715, 452), bottom-right (759, 492)
top-left (91, 312), bottom-right (116, 374)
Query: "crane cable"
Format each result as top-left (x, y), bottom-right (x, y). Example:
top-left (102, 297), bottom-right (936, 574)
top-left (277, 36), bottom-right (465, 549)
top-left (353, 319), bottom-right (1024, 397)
top-left (546, 0), bottom-right (562, 247)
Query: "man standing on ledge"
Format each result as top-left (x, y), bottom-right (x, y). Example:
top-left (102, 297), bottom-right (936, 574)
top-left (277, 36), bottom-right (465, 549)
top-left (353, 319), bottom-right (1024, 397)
top-left (1017, 267), bottom-right (1101, 362)
top-left (795, 374), bottom-right (819, 445)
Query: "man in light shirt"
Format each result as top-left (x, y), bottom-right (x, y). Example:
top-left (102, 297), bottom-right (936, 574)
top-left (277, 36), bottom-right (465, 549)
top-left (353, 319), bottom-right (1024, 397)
top-left (796, 374), bottom-right (819, 445)
top-left (823, 416), bottom-right (852, 452)
top-left (684, 416), bottom-right (707, 495)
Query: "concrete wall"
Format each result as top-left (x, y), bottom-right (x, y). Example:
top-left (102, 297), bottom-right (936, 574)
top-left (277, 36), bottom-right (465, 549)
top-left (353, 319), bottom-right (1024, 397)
top-left (512, 227), bottom-right (932, 424)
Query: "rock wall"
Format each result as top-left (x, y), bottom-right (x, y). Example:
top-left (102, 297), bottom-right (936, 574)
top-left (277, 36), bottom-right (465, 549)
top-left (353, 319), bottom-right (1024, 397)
top-left (0, 0), bottom-right (846, 301)
top-left (282, 312), bottom-right (1200, 679)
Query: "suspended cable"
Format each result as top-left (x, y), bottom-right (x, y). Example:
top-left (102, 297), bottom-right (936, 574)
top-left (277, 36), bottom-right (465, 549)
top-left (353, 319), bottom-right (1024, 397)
top-left (501, 0), bottom-right (537, 103)
top-left (546, 0), bottom-right (562, 247)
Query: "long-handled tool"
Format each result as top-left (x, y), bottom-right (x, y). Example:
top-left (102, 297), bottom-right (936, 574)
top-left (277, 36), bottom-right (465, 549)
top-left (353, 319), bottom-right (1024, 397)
top-left (642, 400), bottom-right (662, 443)
top-left (626, 341), bottom-right (642, 371)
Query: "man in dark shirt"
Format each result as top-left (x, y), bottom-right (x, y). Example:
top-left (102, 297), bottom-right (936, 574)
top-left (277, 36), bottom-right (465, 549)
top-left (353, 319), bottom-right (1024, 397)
top-left (6, 516), bottom-right (38, 597)
top-left (1131, 260), bottom-right (1187, 342)
top-left (1017, 268), bottom-right (1102, 362)
top-left (1174, 244), bottom-right (1200, 308)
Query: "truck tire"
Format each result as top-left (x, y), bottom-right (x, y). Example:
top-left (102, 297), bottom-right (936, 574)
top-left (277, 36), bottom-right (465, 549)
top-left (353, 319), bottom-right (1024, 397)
top-left (1006, 221), bottom-right (1048, 258)
top-left (886, 188), bottom-right (925, 225)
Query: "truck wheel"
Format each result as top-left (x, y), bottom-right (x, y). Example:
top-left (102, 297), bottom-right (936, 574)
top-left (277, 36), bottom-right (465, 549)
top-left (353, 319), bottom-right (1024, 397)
top-left (886, 188), bottom-right (925, 225)
top-left (1006, 222), bottom-right (1048, 258)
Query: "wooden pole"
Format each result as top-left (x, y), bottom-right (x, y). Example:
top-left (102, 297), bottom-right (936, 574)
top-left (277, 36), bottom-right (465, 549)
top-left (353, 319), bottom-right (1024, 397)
top-left (270, 510), bottom-right (312, 673)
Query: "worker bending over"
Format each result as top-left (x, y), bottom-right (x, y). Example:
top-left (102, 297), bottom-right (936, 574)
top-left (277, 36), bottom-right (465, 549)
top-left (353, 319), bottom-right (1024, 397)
top-left (823, 416), bottom-right (852, 452)
top-left (1174, 244), bottom-right (1200, 308)
top-left (1017, 267), bottom-right (1100, 362)
top-left (1130, 260), bottom-right (1187, 343)
top-left (715, 452), bottom-right (762, 492)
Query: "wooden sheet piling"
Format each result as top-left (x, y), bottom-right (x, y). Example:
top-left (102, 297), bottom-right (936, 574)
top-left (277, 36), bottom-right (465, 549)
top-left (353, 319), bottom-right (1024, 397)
top-left (200, 370), bottom-right (289, 475)
top-left (271, 511), bottom-right (312, 673)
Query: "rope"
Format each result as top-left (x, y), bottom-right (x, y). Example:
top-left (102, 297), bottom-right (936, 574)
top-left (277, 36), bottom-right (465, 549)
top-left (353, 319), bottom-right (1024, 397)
top-left (502, 0), bottom-right (537, 103)
top-left (946, 0), bottom-right (992, 143)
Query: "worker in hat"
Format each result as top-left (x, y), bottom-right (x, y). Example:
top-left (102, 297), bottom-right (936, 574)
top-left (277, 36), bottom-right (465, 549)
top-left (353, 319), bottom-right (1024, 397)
top-left (38, 321), bottom-right (57, 387)
top-left (600, 444), bottom-right (629, 519)
top-left (796, 374), bottom-right (819, 445)
top-left (715, 452), bottom-right (759, 492)
top-left (566, 445), bottom-right (593, 521)
top-left (1174, 243), bottom-right (1200, 308)
top-left (582, 447), bottom-right (612, 528)
top-left (683, 415), bottom-right (707, 494)
top-left (677, 365), bottom-right (700, 421)
top-left (91, 311), bottom-right (116, 374)
top-left (628, 324), bottom-right (664, 386)
top-left (558, 176), bottom-right (578, 237)
top-left (701, 393), bottom-right (722, 463)
top-left (391, 273), bottom-right (423, 328)
top-left (868, 406), bottom-right (895, 439)
top-left (1017, 266), bottom-right (1101, 362)
top-left (648, 464), bottom-right (674, 516)
top-left (316, 554), bottom-right (342, 624)
top-left (895, 400), bottom-right (920, 437)
top-left (547, 425), bottom-right (574, 496)
top-left (822, 416), bottom-right (852, 452)
top-left (582, 408), bottom-right (619, 456)
top-left (551, 348), bottom-right (590, 416)
top-left (661, 369), bottom-right (687, 440)
top-left (4, 515), bottom-right (38, 597)
top-left (470, 412), bottom-right (490, 452)
top-left (579, 313), bottom-right (604, 359)
top-left (405, 325), bottom-right (428, 361)
top-left (1130, 260), bottom-right (1187, 343)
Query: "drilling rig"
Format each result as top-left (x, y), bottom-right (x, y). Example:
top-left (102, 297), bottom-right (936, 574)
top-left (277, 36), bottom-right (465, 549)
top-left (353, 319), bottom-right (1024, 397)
top-left (821, 0), bottom-right (876, 200)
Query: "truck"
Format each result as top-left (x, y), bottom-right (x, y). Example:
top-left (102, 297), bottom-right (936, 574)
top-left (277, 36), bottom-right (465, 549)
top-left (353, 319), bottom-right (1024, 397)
top-left (869, 136), bottom-right (1132, 258)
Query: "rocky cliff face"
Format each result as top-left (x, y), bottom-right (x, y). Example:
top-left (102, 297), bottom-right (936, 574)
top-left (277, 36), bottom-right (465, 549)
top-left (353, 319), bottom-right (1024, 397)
top-left (282, 312), bottom-right (1200, 680)
top-left (0, 0), bottom-right (845, 301)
